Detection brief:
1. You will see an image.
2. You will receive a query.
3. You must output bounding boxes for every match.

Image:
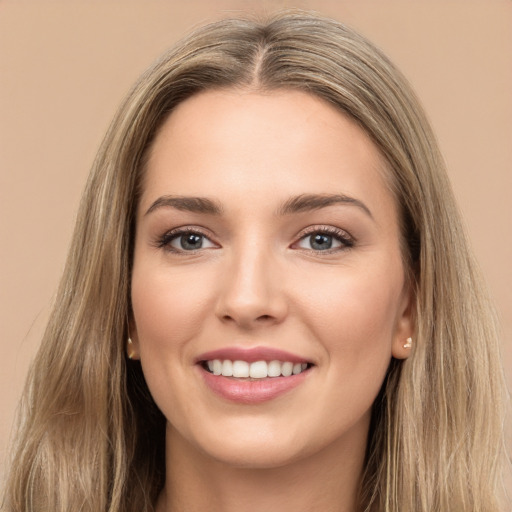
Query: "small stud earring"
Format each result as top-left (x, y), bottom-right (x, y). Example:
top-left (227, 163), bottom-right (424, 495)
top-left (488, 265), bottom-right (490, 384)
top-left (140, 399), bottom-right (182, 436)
top-left (127, 337), bottom-right (136, 359)
top-left (403, 337), bottom-right (412, 349)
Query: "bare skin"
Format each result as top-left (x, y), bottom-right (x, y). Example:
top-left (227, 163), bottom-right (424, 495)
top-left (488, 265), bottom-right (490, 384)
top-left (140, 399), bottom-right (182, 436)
top-left (130, 89), bottom-right (413, 512)
top-left (157, 420), bottom-right (365, 512)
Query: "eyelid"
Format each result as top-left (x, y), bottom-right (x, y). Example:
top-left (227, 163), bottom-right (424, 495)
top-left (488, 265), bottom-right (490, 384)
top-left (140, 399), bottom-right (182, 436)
top-left (291, 225), bottom-right (355, 252)
top-left (154, 226), bottom-right (219, 254)
top-left (153, 224), bottom-right (354, 254)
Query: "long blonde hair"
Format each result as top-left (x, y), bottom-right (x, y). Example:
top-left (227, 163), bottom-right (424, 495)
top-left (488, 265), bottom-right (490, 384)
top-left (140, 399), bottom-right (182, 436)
top-left (4, 11), bottom-right (508, 512)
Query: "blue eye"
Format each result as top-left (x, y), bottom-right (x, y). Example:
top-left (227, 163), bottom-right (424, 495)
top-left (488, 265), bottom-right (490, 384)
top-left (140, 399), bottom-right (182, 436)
top-left (309, 233), bottom-right (336, 250)
top-left (158, 230), bottom-right (216, 252)
top-left (296, 228), bottom-right (353, 252)
top-left (172, 233), bottom-right (205, 250)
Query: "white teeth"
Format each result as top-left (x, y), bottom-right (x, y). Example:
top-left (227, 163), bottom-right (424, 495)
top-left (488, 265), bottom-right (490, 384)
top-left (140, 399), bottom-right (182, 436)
top-left (268, 360), bottom-right (282, 377)
top-left (232, 360), bottom-right (250, 378)
top-left (221, 360), bottom-right (233, 377)
top-left (206, 359), bottom-right (310, 378)
top-left (281, 362), bottom-right (293, 377)
top-left (249, 361), bottom-right (267, 379)
top-left (212, 359), bottom-right (222, 376)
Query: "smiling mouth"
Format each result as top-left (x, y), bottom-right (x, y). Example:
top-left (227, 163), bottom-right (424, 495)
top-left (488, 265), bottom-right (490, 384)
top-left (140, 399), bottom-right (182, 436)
top-left (201, 359), bottom-right (313, 379)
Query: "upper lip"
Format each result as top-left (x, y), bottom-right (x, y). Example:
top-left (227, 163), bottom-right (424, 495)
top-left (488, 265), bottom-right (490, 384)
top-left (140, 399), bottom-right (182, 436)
top-left (195, 346), bottom-right (311, 364)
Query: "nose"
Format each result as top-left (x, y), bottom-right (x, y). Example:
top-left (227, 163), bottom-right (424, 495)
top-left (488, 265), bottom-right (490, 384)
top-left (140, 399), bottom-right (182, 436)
top-left (215, 247), bottom-right (288, 330)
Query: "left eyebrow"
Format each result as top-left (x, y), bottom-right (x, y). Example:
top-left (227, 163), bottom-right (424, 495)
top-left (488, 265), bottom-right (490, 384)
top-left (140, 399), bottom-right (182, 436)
top-left (277, 193), bottom-right (373, 219)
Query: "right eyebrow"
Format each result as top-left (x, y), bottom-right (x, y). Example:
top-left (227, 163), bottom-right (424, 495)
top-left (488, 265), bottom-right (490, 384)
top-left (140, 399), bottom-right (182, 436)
top-left (144, 195), bottom-right (223, 216)
top-left (277, 193), bottom-right (373, 219)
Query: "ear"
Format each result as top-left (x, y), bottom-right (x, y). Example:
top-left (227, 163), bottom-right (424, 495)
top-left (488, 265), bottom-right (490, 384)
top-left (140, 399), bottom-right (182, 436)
top-left (391, 281), bottom-right (415, 360)
top-left (127, 316), bottom-right (141, 361)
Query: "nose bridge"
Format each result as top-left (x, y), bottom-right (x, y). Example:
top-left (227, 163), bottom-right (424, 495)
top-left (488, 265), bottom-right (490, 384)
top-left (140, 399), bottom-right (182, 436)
top-left (216, 234), bottom-right (287, 327)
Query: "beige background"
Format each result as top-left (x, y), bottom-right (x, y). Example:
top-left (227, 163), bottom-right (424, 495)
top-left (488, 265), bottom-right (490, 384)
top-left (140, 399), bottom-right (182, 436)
top-left (1, 0), bottom-right (511, 483)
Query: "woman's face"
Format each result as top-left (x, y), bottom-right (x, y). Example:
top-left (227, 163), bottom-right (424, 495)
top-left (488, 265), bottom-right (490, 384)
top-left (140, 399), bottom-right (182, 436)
top-left (131, 89), bottom-right (413, 468)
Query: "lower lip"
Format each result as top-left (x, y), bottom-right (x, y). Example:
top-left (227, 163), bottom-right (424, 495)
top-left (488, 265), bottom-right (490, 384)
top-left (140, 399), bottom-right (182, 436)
top-left (199, 367), bottom-right (310, 404)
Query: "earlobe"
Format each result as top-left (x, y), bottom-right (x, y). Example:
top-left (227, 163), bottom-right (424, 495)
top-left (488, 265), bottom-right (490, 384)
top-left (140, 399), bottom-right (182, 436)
top-left (391, 283), bottom-right (415, 360)
top-left (127, 337), bottom-right (139, 360)
top-left (392, 335), bottom-right (414, 360)
top-left (392, 336), bottom-right (413, 360)
top-left (127, 318), bottom-right (141, 360)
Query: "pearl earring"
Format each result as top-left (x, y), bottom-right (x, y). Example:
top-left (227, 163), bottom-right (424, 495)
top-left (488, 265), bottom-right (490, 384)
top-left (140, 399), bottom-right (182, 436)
top-left (403, 337), bottom-right (412, 349)
top-left (127, 337), bottom-right (136, 359)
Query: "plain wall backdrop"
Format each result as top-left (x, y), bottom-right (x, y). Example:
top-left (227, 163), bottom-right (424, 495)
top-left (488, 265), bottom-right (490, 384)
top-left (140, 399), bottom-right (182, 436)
top-left (1, 0), bottom-right (511, 482)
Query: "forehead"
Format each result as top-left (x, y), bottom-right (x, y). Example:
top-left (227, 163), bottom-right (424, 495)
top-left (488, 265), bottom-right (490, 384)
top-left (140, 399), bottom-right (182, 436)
top-left (140, 89), bottom-right (396, 222)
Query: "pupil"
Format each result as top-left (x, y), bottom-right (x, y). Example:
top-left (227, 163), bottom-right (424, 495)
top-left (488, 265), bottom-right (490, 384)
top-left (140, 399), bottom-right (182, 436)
top-left (311, 234), bottom-right (332, 250)
top-left (181, 234), bottom-right (202, 250)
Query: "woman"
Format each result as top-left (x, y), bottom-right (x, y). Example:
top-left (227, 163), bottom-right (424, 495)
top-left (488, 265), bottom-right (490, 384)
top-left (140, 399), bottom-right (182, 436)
top-left (4, 11), bottom-right (508, 512)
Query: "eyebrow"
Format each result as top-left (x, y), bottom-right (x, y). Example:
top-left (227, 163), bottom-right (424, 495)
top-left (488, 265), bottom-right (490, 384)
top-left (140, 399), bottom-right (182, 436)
top-left (277, 193), bottom-right (373, 219)
top-left (145, 193), bottom-right (372, 219)
top-left (145, 195), bottom-right (223, 216)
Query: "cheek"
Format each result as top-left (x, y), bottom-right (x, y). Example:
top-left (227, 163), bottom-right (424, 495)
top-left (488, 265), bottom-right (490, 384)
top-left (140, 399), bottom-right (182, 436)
top-left (130, 265), bottom-right (214, 423)
top-left (306, 265), bottom-right (402, 340)
top-left (131, 265), bottom-right (213, 350)
top-left (299, 262), bottom-right (404, 395)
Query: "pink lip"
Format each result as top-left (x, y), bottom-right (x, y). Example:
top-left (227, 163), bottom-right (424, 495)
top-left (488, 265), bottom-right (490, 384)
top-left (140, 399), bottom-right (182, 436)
top-left (198, 367), bottom-right (310, 404)
top-left (195, 346), bottom-right (309, 364)
top-left (195, 346), bottom-right (313, 404)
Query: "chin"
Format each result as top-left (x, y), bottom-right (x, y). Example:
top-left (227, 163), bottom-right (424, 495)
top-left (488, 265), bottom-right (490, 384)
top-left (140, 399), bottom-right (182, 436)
top-left (180, 419), bottom-right (326, 470)
top-left (202, 440), bottom-right (308, 470)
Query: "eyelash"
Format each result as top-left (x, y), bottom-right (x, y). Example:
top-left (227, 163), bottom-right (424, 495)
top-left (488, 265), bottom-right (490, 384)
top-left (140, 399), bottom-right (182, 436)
top-left (154, 225), bottom-right (355, 254)
top-left (155, 227), bottom-right (214, 254)
top-left (294, 225), bottom-right (355, 253)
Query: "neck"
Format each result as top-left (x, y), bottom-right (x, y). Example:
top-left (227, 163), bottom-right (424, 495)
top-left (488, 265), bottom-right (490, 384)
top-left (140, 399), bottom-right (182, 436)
top-left (157, 421), bottom-right (368, 512)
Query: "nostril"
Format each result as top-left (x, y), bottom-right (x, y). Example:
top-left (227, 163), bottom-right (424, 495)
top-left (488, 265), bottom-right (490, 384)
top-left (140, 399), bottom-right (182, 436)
top-left (216, 295), bottom-right (288, 327)
top-left (220, 313), bottom-right (276, 326)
